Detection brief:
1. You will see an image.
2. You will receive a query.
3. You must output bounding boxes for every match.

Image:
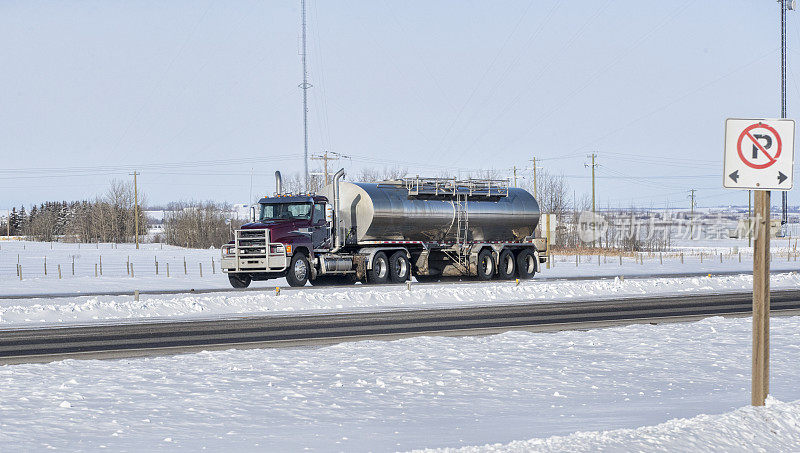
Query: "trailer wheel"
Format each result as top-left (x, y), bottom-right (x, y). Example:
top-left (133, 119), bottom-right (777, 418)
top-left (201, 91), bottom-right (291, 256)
top-left (286, 253), bottom-right (310, 287)
top-left (476, 249), bottom-right (495, 280)
top-left (228, 273), bottom-right (252, 288)
top-left (497, 250), bottom-right (516, 280)
top-left (389, 251), bottom-right (410, 283)
top-left (367, 252), bottom-right (390, 284)
top-left (516, 249), bottom-right (537, 279)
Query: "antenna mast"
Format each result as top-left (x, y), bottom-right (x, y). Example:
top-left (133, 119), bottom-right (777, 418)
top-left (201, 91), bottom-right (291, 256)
top-left (300, 0), bottom-right (311, 191)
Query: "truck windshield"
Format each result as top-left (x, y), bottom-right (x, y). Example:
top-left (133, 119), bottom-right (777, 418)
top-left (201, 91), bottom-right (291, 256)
top-left (260, 203), bottom-right (312, 221)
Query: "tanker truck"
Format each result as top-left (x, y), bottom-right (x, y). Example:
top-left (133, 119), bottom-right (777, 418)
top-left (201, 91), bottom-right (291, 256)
top-left (220, 169), bottom-right (547, 288)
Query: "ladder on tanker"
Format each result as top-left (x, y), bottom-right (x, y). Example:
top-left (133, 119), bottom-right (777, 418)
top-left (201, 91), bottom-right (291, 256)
top-left (403, 177), bottom-right (509, 199)
top-left (454, 192), bottom-right (470, 270)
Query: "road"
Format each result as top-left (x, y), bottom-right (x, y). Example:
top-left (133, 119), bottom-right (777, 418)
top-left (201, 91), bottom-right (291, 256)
top-left (2, 289), bottom-right (799, 364)
top-left (0, 269), bottom-right (772, 300)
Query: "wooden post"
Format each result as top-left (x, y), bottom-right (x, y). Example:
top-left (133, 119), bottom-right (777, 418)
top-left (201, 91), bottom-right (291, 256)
top-left (700, 252), bottom-right (703, 263)
top-left (681, 252), bottom-right (684, 264)
top-left (44, 257), bottom-right (47, 276)
top-left (619, 255), bottom-right (622, 266)
top-left (199, 262), bottom-right (203, 278)
top-left (72, 256), bottom-right (75, 276)
top-left (720, 253), bottom-right (723, 263)
top-left (58, 264), bottom-right (62, 279)
top-left (95, 263), bottom-right (98, 277)
top-left (18, 265), bottom-right (22, 280)
top-left (752, 190), bottom-right (771, 406)
top-left (598, 254), bottom-right (600, 266)
top-left (184, 257), bottom-right (187, 275)
top-left (660, 252), bottom-right (663, 265)
top-left (739, 252), bottom-right (742, 263)
top-left (212, 258), bottom-right (216, 274)
top-left (156, 261), bottom-right (159, 275)
top-left (575, 254), bottom-right (578, 267)
top-left (167, 262), bottom-right (170, 278)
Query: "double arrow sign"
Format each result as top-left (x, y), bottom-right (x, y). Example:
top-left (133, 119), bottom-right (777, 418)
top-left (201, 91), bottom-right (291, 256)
top-left (728, 170), bottom-right (788, 185)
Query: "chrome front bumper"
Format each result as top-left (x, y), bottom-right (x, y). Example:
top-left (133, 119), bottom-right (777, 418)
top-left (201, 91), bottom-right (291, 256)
top-left (222, 228), bottom-right (289, 273)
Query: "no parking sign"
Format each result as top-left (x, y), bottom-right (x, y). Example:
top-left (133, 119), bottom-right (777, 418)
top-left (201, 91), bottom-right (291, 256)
top-left (724, 118), bottom-right (795, 190)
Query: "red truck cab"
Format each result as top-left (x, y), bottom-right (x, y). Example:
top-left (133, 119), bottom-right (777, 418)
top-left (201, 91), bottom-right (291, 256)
top-left (221, 195), bottom-right (330, 288)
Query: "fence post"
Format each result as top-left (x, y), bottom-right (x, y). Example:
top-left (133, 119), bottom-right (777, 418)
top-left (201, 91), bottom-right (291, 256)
top-left (18, 265), bottom-right (22, 281)
top-left (700, 253), bottom-right (703, 263)
top-left (156, 261), bottom-right (159, 275)
top-left (72, 256), bottom-right (75, 276)
top-left (739, 252), bottom-right (742, 263)
top-left (681, 252), bottom-right (684, 264)
top-left (95, 263), bottom-right (98, 277)
top-left (575, 254), bottom-right (578, 267)
top-left (184, 257), bottom-right (187, 275)
top-left (199, 262), bottom-right (203, 278)
top-left (44, 257), bottom-right (47, 276)
top-left (619, 255), bottom-right (622, 266)
top-left (167, 262), bottom-right (170, 278)
top-left (212, 258), bottom-right (216, 274)
top-left (660, 252), bottom-right (663, 265)
top-left (720, 253), bottom-right (722, 263)
top-left (58, 264), bottom-right (62, 279)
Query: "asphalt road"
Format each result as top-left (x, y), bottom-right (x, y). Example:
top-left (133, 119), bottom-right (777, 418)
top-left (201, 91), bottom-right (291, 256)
top-left (2, 289), bottom-right (799, 364)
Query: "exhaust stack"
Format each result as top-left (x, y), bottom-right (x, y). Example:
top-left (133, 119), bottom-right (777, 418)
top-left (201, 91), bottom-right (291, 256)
top-left (332, 168), bottom-right (346, 252)
top-left (275, 171), bottom-right (283, 195)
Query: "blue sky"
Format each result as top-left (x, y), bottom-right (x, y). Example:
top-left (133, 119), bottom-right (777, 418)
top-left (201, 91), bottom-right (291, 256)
top-left (0, 0), bottom-right (797, 209)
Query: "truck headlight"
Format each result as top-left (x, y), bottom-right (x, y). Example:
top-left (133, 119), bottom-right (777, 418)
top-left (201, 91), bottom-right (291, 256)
top-left (222, 245), bottom-right (235, 257)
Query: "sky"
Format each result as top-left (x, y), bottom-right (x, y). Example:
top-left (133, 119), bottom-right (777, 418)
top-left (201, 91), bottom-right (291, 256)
top-left (1, 0), bottom-right (798, 210)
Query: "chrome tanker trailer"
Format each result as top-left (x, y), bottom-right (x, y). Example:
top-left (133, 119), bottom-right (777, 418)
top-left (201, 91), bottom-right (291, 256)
top-left (221, 169), bottom-right (547, 287)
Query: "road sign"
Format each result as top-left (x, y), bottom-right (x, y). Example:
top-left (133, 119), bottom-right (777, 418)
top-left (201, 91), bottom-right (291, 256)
top-left (724, 118), bottom-right (795, 190)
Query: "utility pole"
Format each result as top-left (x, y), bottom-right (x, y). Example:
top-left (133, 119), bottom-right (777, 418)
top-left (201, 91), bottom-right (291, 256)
top-left (781, 0), bottom-right (794, 235)
top-left (530, 157), bottom-right (537, 199)
top-left (311, 150), bottom-right (348, 186)
top-left (131, 171), bottom-right (139, 250)
top-left (513, 166), bottom-right (517, 188)
top-left (586, 154), bottom-right (598, 214)
top-left (300, 0), bottom-right (311, 192)
top-left (688, 189), bottom-right (696, 238)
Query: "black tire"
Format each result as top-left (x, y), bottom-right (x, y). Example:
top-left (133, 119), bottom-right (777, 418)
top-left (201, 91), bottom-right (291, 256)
top-left (367, 252), bottom-right (390, 284)
top-left (228, 273), bottom-right (252, 288)
top-left (516, 249), bottom-right (537, 279)
top-left (389, 251), bottom-right (411, 283)
top-left (476, 249), bottom-right (495, 280)
top-left (497, 249), bottom-right (516, 280)
top-left (286, 253), bottom-right (310, 287)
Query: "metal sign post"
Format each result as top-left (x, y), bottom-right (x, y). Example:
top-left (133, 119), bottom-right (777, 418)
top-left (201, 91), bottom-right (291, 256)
top-left (723, 117), bottom-right (794, 406)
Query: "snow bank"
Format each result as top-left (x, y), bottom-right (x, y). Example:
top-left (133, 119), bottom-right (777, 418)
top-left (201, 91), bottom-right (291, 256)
top-left (418, 397), bottom-right (800, 452)
top-left (2, 272), bottom-right (799, 327)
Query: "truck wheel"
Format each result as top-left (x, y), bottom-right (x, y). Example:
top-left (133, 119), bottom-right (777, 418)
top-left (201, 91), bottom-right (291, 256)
top-left (476, 249), bottom-right (495, 280)
top-left (286, 253), bottom-right (310, 287)
top-left (497, 250), bottom-right (516, 280)
top-left (516, 249), bottom-right (537, 279)
top-left (389, 251), bottom-right (410, 283)
top-left (367, 252), bottom-right (390, 284)
top-left (228, 273), bottom-right (252, 288)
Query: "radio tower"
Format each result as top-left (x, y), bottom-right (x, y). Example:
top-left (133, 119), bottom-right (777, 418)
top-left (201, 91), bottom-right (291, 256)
top-left (300, 0), bottom-right (311, 192)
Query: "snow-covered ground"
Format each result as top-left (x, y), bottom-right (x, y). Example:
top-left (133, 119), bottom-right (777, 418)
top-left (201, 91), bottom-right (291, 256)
top-left (1, 272), bottom-right (799, 328)
top-left (2, 315), bottom-right (800, 451)
top-left (2, 238), bottom-right (800, 297)
top-left (1, 239), bottom-right (799, 328)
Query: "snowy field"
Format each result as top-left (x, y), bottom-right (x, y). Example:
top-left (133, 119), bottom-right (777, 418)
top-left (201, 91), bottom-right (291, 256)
top-left (1, 272), bottom-right (800, 328)
top-left (1, 238), bottom-right (800, 297)
top-left (1, 239), bottom-right (799, 327)
top-left (2, 315), bottom-right (800, 451)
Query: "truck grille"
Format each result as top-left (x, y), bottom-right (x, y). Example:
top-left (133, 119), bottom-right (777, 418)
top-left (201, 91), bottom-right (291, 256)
top-left (235, 229), bottom-right (268, 258)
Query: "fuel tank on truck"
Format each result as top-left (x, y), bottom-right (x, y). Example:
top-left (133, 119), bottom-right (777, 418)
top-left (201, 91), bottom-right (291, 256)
top-left (323, 180), bottom-right (540, 244)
